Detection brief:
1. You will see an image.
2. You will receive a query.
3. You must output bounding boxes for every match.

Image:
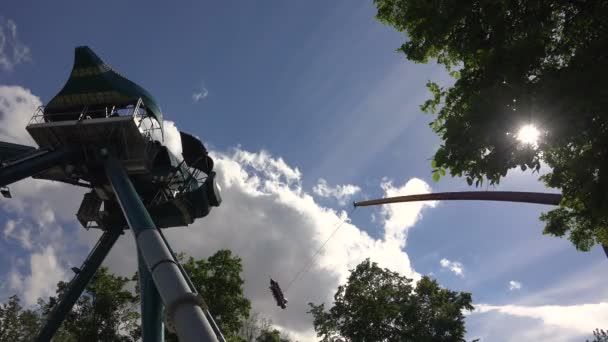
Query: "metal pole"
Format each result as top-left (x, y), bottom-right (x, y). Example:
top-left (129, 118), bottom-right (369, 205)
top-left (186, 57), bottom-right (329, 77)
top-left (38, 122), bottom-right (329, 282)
top-left (139, 249), bottom-right (165, 342)
top-left (157, 228), bottom-right (226, 342)
top-left (0, 148), bottom-right (71, 187)
top-left (354, 191), bottom-right (608, 258)
top-left (354, 191), bottom-right (562, 207)
top-left (103, 155), bottom-right (219, 342)
top-left (35, 224), bottom-right (123, 342)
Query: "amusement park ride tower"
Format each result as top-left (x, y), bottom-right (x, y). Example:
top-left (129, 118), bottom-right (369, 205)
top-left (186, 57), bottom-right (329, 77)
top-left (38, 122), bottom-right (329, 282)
top-left (0, 47), bottom-right (224, 342)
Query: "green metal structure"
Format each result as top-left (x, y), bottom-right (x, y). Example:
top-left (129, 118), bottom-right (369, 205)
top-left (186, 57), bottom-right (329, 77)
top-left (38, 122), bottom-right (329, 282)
top-left (0, 46), bottom-right (225, 342)
top-left (44, 46), bottom-right (164, 132)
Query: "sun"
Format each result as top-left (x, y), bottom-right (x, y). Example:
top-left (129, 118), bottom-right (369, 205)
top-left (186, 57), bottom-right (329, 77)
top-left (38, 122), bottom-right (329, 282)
top-left (516, 124), bottom-right (540, 146)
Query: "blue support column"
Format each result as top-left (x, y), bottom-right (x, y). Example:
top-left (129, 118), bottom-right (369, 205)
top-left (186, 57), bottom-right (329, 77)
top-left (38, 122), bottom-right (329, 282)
top-left (139, 249), bottom-right (165, 342)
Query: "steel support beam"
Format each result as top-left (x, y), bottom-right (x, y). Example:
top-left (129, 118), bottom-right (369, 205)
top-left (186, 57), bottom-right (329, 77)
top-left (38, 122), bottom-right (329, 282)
top-left (139, 249), bottom-right (165, 342)
top-left (157, 228), bottom-right (226, 342)
top-left (35, 224), bottom-right (123, 342)
top-left (104, 155), bottom-right (219, 342)
top-left (0, 148), bottom-right (70, 187)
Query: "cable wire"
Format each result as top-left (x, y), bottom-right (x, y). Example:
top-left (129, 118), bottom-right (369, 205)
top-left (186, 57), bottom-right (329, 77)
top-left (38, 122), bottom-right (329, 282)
top-left (285, 207), bottom-right (355, 291)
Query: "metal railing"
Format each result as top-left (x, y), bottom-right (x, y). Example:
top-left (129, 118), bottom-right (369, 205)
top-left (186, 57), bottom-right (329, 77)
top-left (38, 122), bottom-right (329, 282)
top-left (27, 99), bottom-right (163, 142)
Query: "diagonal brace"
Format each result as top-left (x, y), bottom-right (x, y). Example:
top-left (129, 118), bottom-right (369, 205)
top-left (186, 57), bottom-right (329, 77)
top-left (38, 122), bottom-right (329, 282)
top-left (34, 224), bottom-right (123, 342)
top-left (0, 148), bottom-right (72, 188)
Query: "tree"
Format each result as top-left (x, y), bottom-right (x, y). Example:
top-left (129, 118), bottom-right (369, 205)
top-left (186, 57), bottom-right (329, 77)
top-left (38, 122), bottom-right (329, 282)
top-left (589, 329), bottom-right (608, 342)
top-left (237, 311), bottom-right (292, 342)
top-left (164, 250), bottom-right (251, 342)
top-left (308, 259), bottom-right (474, 341)
top-left (256, 328), bottom-right (290, 342)
top-left (0, 250), bottom-right (251, 341)
top-left (0, 295), bottom-right (41, 341)
top-left (44, 266), bottom-right (141, 341)
top-left (238, 311), bottom-right (273, 342)
top-left (0, 266), bottom-right (140, 342)
top-left (374, 0), bottom-right (608, 251)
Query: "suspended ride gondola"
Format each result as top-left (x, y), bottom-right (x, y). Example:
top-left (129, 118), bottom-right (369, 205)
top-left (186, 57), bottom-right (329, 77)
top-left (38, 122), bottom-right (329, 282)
top-left (269, 278), bottom-right (288, 309)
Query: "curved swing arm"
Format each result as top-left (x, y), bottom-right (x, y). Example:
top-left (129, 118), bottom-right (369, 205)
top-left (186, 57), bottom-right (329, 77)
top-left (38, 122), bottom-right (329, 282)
top-left (354, 191), bottom-right (562, 207)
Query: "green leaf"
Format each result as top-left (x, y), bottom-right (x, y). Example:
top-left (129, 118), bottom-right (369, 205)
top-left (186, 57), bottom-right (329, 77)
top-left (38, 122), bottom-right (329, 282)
top-left (374, 0), bottom-right (608, 251)
top-left (432, 171), bottom-right (441, 182)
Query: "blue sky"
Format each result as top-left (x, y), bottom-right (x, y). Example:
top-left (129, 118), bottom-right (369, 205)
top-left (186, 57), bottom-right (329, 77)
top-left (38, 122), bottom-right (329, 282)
top-left (1, 1), bottom-right (607, 341)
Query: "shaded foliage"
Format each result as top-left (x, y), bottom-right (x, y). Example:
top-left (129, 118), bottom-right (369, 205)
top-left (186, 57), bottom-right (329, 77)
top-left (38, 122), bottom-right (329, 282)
top-left (238, 311), bottom-right (273, 342)
top-left (256, 328), bottom-right (290, 342)
top-left (162, 250), bottom-right (251, 342)
top-left (43, 267), bottom-right (141, 341)
top-left (0, 266), bottom-right (140, 342)
top-left (236, 311), bottom-right (293, 342)
top-left (589, 329), bottom-right (608, 342)
top-left (374, 0), bottom-right (608, 250)
top-left (0, 295), bottom-right (41, 341)
top-left (140, 250), bottom-right (284, 341)
top-left (308, 259), bottom-right (474, 341)
top-left (189, 250), bottom-right (251, 335)
top-left (0, 250), bottom-right (259, 341)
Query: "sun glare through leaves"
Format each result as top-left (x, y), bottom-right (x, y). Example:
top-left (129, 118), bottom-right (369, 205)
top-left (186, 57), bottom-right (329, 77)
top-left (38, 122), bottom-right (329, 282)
top-left (516, 124), bottom-right (540, 147)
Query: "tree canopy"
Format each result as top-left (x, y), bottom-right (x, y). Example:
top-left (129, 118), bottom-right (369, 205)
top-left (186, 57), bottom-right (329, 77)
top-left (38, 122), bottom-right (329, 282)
top-left (0, 250), bottom-right (268, 341)
top-left (308, 259), bottom-right (474, 341)
top-left (374, 0), bottom-right (608, 251)
top-left (255, 328), bottom-right (290, 342)
top-left (52, 267), bottom-right (141, 341)
top-left (164, 250), bottom-right (252, 342)
top-left (589, 329), bottom-right (608, 342)
top-left (0, 295), bottom-right (41, 341)
top-left (239, 312), bottom-right (273, 342)
top-left (0, 266), bottom-right (141, 342)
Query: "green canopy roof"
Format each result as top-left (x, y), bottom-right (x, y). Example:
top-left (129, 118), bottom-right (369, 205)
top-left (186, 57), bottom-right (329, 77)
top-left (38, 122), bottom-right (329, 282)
top-left (44, 46), bottom-right (163, 131)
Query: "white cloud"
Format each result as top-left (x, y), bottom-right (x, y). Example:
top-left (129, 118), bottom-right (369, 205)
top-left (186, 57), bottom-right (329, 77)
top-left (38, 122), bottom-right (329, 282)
top-left (138, 116), bottom-right (183, 160)
top-left (439, 258), bottom-right (464, 277)
top-left (0, 18), bottom-right (31, 71)
top-left (233, 149), bottom-right (302, 184)
top-left (8, 268), bottom-right (23, 289)
top-left (0, 85), bottom-right (41, 145)
top-left (312, 178), bottom-right (361, 205)
top-left (519, 259), bottom-right (608, 306)
top-left (98, 148), bottom-right (433, 338)
top-left (467, 307), bottom-right (592, 342)
top-left (0, 82), bottom-right (86, 302)
top-left (9, 246), bottom-right (68, 305)
top-left (192, 84), bottom-right (209, 102)
top-left (3, 219), bottom-right (16, 238)
top-left (0, 179), bottom-right (81, 304)
top-left (3, 219), bottom-right (32, 250)
top-left (509, 280), bottom-right (522, 291)
top-left (380, 178), bottom-right (436, 243)
top-left (0, 79), bottom-right (75, 209)
top-left (467, 261), bottom-right (608, 341)
top-left (473, 302), bottom-right (608, 338)
top-left (192, 89), bottom-right (208, 102)
top-left (160, 119), bottom-right (183, 158)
